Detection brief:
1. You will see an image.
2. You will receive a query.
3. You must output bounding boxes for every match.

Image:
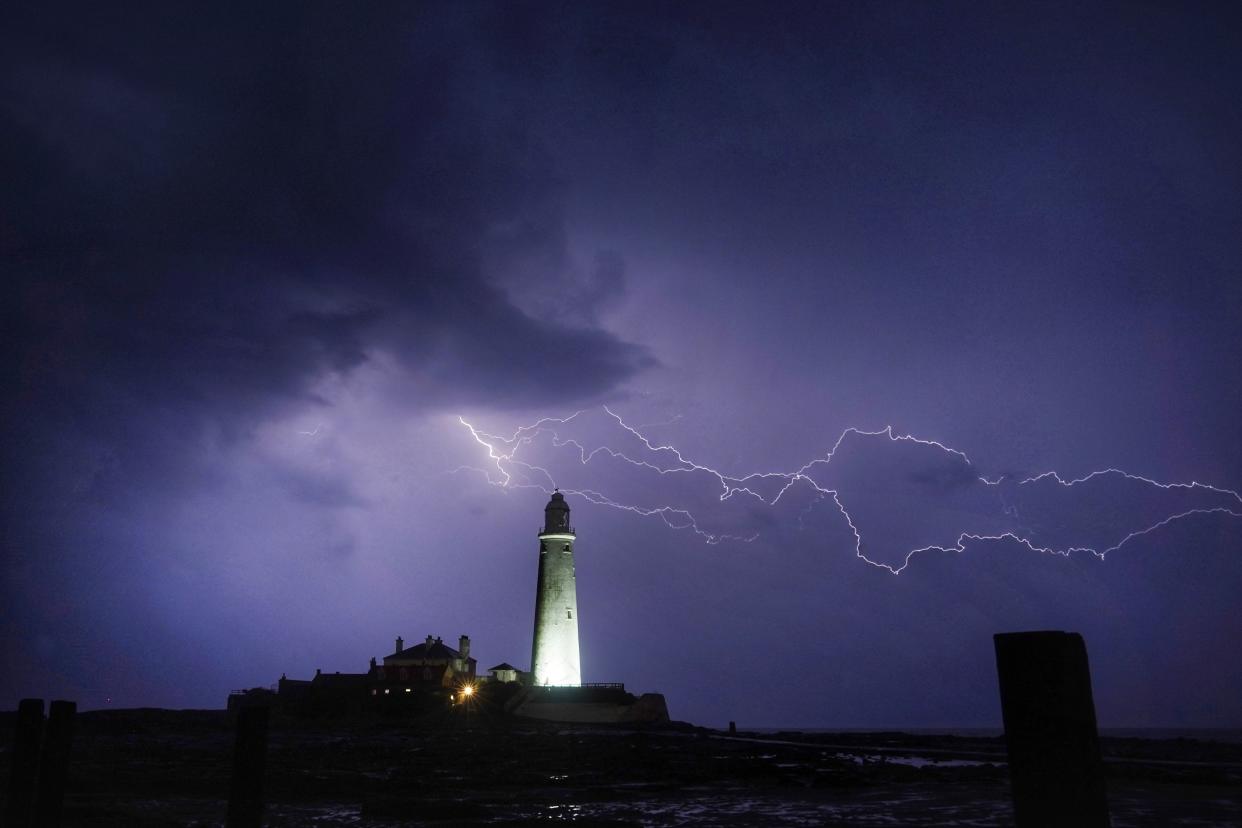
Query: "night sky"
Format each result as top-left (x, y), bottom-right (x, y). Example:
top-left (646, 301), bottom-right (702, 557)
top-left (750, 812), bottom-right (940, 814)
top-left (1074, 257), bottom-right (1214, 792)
top-left (4, 2), bottom-right (1240, 728)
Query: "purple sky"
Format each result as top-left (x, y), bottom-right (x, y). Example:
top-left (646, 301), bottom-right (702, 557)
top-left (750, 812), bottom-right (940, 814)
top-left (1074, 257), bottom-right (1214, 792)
top-left (3, 2), bottom-right (1240, 728)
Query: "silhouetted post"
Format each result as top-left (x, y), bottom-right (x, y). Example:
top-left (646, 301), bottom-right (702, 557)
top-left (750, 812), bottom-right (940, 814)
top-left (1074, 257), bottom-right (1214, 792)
top-left (728, 721), bottom-right (737, 735)
top-left (226, 703), bottom-right (270, 828)
top-left (7, 698), bottom-right (44, 828)
top-left (994, 631), bottom-right (1109, 827)
top-left (34, 700), bottom-right (76, 828)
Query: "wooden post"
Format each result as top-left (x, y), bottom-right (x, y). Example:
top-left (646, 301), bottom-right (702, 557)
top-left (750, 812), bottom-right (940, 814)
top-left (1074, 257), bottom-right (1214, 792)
top-left (33, 700), bottom-right (76, 828)
top-left (6, 698), bottom-right (44, 828)
top-left (994, 631), bottom-right (1109, 827)
top-left (226, 703), bottom-right (270, 828)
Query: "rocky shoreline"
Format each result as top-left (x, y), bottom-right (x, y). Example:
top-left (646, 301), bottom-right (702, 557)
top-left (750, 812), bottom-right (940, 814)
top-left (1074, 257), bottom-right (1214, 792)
top-left (2, 708), bottom-right (1239, 826)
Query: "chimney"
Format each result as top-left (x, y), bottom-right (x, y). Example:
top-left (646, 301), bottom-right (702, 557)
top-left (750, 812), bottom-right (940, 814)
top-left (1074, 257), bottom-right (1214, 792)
top-left (425, 634), bottom-right (434, 648)
top-left (459, 635), bottom-right (471, 659)
top-left (395, 636), bottom-right (404, 653)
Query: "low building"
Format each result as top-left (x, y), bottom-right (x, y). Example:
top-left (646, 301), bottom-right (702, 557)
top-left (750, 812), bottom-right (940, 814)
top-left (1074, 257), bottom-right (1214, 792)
top-left (264, 633), bottom-right (481, 716)
top-left (270, 669), bottom-right (370, 717)
top-left (488, 662), bottom-right (520, 683)
top-left (376, 634), bottom-right (476, 689)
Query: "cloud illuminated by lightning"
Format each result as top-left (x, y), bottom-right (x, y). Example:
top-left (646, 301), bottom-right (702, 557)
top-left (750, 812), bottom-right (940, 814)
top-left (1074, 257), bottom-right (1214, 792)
top-left (455, 407), bottom-right (1242, 574)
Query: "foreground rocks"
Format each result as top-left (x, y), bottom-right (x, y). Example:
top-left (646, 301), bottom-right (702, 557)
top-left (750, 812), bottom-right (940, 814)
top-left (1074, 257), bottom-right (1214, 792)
top-left (1, 708), bottom-right (1239, 826)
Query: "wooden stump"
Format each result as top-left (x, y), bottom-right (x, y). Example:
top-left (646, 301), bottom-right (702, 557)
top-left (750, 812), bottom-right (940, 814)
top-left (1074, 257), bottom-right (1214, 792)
top-left (994, 631), bottom-right (1109, 827)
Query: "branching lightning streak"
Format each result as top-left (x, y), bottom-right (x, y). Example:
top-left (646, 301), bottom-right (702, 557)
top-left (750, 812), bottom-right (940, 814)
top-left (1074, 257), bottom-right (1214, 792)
top-left (455, 408), bottom-right (1242, 574)
top-left (992, 468), bottom-right (1242, 502)
top-left (456, 411), bottom-right (760, 544)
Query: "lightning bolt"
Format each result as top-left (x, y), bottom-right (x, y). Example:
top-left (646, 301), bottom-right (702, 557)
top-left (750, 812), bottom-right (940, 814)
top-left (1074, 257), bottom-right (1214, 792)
top-left (455, 411), bottom-right (760, 544)
top-left (455, 407), bottom-right (1242, 574)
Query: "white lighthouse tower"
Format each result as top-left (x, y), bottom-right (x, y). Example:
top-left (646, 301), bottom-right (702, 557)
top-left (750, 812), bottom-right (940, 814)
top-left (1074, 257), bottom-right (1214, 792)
top-left (530, 491), bottom-right (581, 686)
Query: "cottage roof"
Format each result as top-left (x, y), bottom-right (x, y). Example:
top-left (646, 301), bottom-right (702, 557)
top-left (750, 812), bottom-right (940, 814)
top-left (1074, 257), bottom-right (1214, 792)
top-left (384, 638), bottom-right (474, 662)
top-left (488, 662), bottom-right (519, 672)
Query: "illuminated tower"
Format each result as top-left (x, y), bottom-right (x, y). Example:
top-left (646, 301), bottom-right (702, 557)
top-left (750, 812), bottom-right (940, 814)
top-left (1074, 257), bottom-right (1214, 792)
top-left (531, 491), bottom-right (581, 686)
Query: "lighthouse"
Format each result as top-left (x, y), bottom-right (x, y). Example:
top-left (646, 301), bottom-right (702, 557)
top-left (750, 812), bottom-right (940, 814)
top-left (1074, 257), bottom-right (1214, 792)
top-left (531, 491), bottom-right (581, 686)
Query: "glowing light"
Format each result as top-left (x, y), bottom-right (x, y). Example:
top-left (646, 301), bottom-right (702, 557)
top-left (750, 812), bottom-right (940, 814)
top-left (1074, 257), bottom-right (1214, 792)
top-left (455, 407), bottom-right (1242, 575)
top-left (461, 684), bottom-right (474, 697)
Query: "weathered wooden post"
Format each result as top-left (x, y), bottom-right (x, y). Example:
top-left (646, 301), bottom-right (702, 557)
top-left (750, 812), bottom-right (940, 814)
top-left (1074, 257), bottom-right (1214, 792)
top-left (34, 699), bottom-right (76, 828)
top-left (226, 702), bottom-right (271, 828)
top-left (6, 698), bottom-right (44, 828)
top-left (994, 631), bottom-right (1109, 827)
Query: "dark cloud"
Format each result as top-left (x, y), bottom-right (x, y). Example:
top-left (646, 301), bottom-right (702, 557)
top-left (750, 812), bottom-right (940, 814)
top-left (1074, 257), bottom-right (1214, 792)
top-left (2, 4), bottom-right (649, 436)
top-left (1, 3), bottom-right (654, 534)
top-left (906, 458), bottom-right (980, 490)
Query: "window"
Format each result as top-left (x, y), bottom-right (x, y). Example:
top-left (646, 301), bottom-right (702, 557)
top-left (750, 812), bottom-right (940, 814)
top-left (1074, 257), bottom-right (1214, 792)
top-left (567, 609), bottom-right (573, 619)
